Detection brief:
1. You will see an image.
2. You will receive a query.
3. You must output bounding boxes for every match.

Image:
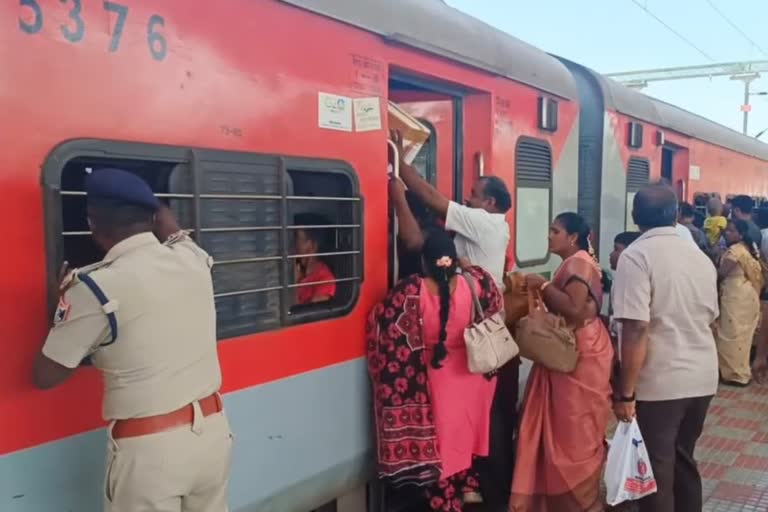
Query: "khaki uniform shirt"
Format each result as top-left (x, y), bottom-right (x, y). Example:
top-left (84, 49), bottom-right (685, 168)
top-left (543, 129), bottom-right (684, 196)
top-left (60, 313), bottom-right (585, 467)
top-left (612, 227), bottom-right (719, 401)
top-left (42, 232), bottom-right (222, 420)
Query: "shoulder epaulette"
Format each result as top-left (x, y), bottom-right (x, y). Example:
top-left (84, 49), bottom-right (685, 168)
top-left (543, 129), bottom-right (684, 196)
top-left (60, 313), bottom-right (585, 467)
top-left (65, 261), bottom-right (119, 346)
top-left (163, 230), bottom-right (193, 247)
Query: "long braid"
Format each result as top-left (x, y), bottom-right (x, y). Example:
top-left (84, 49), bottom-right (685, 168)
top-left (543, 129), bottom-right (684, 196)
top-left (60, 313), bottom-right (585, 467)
top-left (422, 230), bottom-right (459, 370)
top-left (432, 268), bottom-right (451, 369)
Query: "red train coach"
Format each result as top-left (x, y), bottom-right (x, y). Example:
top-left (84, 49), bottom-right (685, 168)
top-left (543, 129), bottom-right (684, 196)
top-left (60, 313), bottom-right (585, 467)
top-left (0, 0), bottom-right (578, 510)
top-left (560, 58), bottom-right (768, 264)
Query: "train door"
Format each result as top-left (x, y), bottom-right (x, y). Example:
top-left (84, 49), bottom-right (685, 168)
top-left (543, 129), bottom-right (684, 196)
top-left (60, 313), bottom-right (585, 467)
top-left (382, 71), bottom-right (491, 512)
top-left (387, 73), bottom-right (468, 290)
top-left (662, 144), bottom-right (690, 202)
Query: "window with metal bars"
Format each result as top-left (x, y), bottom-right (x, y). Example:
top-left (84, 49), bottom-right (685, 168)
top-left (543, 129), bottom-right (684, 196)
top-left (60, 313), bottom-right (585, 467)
top-left (625, 157), bottom-right (650, 231)
top-left (42, 140), bottom-right (363, 340)
top-left (514, 137), bottom-right (553, 266)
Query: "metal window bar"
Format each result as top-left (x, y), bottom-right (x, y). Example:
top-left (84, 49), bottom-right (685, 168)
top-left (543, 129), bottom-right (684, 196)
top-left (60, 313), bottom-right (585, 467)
top-left (287, 277), bottom-right (359, 289)
top-left (62, 224), bottom-right (361, 237)
top-left (278, 157), bottom-right (290, 326)
top-left (213, 276), bottom-right (362, 298)
top-left (61, 190), bottom-right (360, 202)
top-left (59, 165), bottom-right (363, 331)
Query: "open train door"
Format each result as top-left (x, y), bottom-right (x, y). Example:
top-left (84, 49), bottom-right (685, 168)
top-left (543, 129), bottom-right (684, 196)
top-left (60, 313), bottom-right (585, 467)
top-left (661, 142), bottom-right (691, 202)
top-left (381, 71), bottom-right (492, 512)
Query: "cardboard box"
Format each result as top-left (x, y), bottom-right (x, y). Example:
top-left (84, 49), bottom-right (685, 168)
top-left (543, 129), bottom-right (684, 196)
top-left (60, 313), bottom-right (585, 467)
top-left (388, 101), bottom-right (431, 165)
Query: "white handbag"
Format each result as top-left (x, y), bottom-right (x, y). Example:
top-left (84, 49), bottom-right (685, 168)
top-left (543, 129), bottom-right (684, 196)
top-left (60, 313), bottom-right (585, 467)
top-left (461, 273), bottom-right (519, 374)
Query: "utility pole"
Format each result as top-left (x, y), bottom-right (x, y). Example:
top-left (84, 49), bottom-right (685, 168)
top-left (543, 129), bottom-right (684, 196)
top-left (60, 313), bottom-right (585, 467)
top-left (606, 61), bottom-right (768, 136)
top-left (732, 73), bottom-right (758, 135)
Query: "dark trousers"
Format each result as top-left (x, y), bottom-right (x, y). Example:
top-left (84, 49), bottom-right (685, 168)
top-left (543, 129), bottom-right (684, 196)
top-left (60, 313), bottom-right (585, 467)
top-left (636, 395), bottom-right (713, 512)
top-left (476, 359), bottom-right (520, 511)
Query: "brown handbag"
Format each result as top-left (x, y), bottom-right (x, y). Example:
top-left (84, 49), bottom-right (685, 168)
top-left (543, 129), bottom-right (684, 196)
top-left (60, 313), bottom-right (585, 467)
top-left (502, 271), bottom-right (530, 328)
top-left (515, 290), bottom-right (579, 373)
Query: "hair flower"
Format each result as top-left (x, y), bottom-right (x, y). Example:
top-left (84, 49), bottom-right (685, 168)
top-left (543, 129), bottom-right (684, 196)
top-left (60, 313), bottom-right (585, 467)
top-left (436, 256), bottom-right (453, 268)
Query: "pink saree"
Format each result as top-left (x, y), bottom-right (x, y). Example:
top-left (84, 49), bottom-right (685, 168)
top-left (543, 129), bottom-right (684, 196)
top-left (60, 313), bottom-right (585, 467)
top-left (510, 251), bottom-right (614, 511)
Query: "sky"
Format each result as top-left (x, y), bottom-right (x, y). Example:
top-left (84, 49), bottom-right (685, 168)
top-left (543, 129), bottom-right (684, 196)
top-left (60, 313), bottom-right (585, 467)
top-left (447, 0), bottom-right (768, 138)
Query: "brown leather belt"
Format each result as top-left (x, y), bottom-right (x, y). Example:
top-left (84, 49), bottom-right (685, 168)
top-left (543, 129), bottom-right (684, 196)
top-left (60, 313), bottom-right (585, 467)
top-left (112, 393), bottom-right (223, 440)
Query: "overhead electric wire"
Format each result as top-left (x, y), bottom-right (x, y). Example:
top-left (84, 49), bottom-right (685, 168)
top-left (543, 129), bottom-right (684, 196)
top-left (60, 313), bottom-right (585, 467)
top-left (704, 0), bottom-right (768, 58)
top-left (629, 0), bottom-right (715, 62)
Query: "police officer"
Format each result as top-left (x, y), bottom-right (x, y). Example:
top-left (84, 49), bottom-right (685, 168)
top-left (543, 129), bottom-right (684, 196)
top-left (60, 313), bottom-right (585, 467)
top-left (33, 168), bottom-right (232, 511)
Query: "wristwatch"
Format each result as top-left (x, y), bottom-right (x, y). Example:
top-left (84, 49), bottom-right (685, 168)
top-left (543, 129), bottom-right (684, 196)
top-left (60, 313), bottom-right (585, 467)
top-left (614, 392), bottom-right (636, 403)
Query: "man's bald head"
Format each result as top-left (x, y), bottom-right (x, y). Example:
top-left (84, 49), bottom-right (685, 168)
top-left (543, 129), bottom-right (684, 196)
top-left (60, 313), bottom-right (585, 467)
top-left (632, 182), bottom-right (678, 231)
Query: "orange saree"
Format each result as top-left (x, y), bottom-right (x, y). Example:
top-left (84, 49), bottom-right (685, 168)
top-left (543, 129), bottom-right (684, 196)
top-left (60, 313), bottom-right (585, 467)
top-left (510, 251), bottom-right (613, 512)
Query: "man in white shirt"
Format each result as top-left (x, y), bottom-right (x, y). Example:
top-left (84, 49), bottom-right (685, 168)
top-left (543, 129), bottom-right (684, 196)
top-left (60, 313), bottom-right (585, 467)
top-left (612, 183), bottom-right (719, 512)
top-left (391, 132), bottom-right (511, 287)
top-left (675, 221), bottom-right (695, 243)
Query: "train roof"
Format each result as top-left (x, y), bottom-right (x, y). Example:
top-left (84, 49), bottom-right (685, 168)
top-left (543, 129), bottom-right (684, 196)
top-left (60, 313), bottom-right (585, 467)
top-left (279, 0), bottom-right (578, 100)
top-left (568, 60), bottom-right (768, 161)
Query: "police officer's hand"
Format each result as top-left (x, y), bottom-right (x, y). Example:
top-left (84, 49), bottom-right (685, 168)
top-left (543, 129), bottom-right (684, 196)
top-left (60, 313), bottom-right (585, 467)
top-left (57, 261), bottom-right (74, 298)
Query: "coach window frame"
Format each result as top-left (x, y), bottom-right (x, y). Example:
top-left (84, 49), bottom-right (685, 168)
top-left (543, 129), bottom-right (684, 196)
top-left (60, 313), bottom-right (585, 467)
top-left (41, 139), bottom-right (363, 338)
top-left (514, 136), bottom-right (554, 268)
top-left (625, 156), bottom-right (650, 231)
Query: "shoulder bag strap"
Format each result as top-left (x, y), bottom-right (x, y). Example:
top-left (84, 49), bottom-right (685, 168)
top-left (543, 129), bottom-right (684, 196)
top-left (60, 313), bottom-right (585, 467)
top-left (460, 271), bottom-right (484, 323)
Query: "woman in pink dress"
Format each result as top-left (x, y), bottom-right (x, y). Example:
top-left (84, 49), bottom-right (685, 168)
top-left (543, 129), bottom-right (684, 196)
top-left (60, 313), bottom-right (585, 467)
top-left (510, 212), bottom-right (614, 512)
top-left (367, 230), bottom-right (503, 512)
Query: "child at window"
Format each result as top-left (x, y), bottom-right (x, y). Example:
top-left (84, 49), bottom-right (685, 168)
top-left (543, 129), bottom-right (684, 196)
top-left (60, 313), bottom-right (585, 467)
top-left (294, 213), bottom-right (336, 305)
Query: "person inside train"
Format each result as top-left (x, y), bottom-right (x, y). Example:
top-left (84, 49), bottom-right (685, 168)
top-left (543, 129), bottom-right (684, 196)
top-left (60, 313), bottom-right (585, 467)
top-left (731, 195), bottom-right (762, 247)
top-left (715, 219), bottom-right (763, 387)
top-left (511, 212), bottom-right (613, 512)
top-left (389, 130), bottom-right (511, 288)
top-left (679, 202), bottom-right (708, 252)
top-left (293, 213), bottom-right (336, 305)
top-left (366, 229), bottom-right (502, 512)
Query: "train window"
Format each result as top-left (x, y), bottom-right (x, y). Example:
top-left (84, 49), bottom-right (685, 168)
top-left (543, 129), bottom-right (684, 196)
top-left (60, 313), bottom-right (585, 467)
top-left (411, 119), bottom-right (437, 186)
top-left (42, 141), bottom-right (362, 340)
top-left (514, 137), bottom-right (553, 266)
top-left (626, 157), bottom-right (650, 230)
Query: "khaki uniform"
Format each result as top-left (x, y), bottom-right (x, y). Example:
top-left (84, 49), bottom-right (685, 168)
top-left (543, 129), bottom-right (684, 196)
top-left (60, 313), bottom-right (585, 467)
top-left (43, 232), bottom-right (232, 512)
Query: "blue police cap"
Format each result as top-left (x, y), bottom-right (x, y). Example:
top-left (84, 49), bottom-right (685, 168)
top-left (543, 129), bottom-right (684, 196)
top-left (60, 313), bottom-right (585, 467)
top-left (85, 168), bottom-right (160, 211)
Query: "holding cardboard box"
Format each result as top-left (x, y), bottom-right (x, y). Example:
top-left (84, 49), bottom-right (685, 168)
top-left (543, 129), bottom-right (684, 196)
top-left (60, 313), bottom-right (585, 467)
top-left (388, 101), bottom-right (431, 164)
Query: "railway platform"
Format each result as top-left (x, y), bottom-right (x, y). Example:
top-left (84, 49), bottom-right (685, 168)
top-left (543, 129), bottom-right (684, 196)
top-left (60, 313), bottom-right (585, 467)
top-left (609, 382), bottom-right (768, 511)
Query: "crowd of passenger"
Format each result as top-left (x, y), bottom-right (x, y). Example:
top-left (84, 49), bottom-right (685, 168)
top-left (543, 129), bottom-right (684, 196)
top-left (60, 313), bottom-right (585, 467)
top-left (368, 132), bottom-right (768, 512)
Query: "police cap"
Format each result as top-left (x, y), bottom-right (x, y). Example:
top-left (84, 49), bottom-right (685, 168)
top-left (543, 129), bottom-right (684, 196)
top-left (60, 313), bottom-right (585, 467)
top-left (85, 168), bottom-right (160, 211)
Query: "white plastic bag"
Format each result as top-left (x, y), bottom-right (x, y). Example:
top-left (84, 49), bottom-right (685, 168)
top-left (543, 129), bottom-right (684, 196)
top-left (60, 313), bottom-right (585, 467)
top-left (604, 418), bottom-right (658, 506)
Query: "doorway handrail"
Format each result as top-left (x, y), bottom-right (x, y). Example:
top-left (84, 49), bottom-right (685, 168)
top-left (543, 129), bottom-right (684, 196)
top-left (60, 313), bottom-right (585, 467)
top-left (387, 139), bottom-right (401, 288)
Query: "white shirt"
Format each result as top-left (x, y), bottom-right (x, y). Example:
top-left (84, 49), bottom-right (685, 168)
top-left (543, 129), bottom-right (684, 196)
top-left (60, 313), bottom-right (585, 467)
top-left (675, 223), bottom-right (695, 243)
top-left (612, 227), bottom-right (719, 401)
top-left (445, 201), bottom-right (509, 288)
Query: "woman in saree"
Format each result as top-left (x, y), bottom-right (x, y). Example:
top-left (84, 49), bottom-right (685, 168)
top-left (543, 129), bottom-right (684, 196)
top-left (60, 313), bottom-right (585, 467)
top-left (716, 219), bottom-right (763, 386)
top-left (366, 229), bottom-right (503, 512)
top-left (510, 212), bottom-right (613, 512)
